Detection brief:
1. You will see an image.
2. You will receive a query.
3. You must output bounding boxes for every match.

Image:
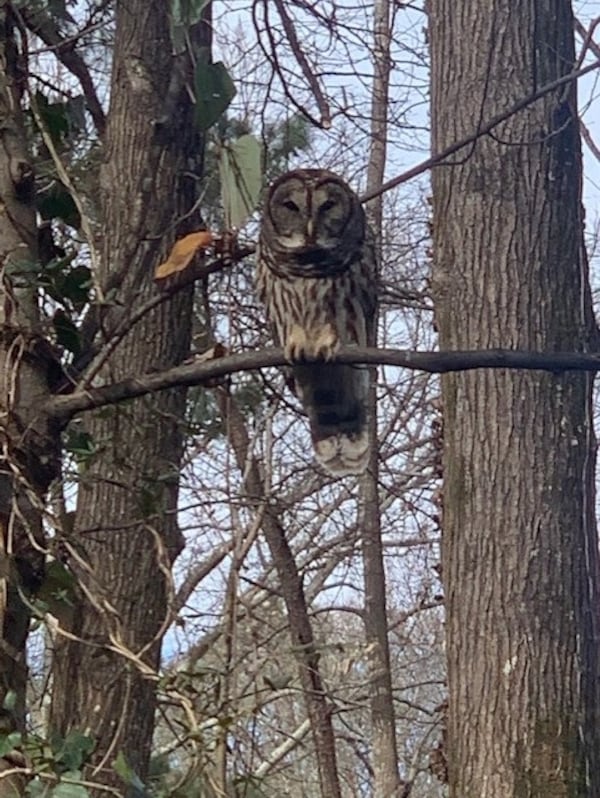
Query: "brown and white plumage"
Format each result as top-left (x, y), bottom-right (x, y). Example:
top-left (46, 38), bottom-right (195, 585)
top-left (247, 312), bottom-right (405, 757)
top-left (256, 168), bottom-right (378, 476)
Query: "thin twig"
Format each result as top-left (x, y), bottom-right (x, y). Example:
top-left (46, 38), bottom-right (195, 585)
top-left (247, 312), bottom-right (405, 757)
top-left (360, 55), bottom-right (600, 203)
top-left (18, 5), bottom-right (106, 135)
top-left (255, 0), bottom-right (328, 129)
top-left (581, 120), bottom-right (600, 162)
top-left (28, 93), bottom-right (102, 284)
top-left (272, 0), bottom-right (331, 127)
top-left (73, 247), bottom-right (253, 390)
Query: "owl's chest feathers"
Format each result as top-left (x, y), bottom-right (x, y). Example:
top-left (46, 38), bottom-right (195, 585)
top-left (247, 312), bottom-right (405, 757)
top-left (257, 256), bottom-right (370, 348)
top-left (267, 246), bottom-right (355, 279)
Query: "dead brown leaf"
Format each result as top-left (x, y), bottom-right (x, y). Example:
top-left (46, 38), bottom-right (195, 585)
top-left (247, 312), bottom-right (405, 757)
top-left (154, 230), bottom-right (214, 281)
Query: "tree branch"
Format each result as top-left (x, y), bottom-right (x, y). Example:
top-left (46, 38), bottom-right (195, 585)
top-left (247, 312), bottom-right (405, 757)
top-left (255, 1), bottom-right (322, 129)
top-left (45, 346), bottom-right (600, 424)
top-left (214, 385), bottom-right (342, 797)
top-left (360, 55), bottom-right (600, 203)
top-left (271, 0), bottom-right (331, 127)
top-left (19, 6), bottom-right (106, 136)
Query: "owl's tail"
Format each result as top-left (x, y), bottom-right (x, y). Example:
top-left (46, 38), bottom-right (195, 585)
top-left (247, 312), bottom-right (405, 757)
top-left (293, 363), bottom-right (371, 476)
top-left (313, 428), bottom-right (370, 476)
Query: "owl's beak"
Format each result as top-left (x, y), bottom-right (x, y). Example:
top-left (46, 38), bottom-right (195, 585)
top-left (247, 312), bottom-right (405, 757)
top-left (306, 219), bottom-right (314, 239)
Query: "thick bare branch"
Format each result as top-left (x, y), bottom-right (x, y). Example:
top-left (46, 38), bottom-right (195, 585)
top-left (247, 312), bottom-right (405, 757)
top-left (19, 6), bottom-right (106, 136)
top-left (46, 346), bottom-right (600, 423)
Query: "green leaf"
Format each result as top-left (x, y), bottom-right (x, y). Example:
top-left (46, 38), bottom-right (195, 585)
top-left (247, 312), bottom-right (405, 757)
top-left (32, 91), bottom-right (84, 143)
top-left (36, 181), bottom-right (81, 229)
top-left (52, 310), bottom-right (81, 357)
top-left (35, 92), bottom-right (69, 146)
top-left (36, 560), bottom-right (77, 619)
top-left (171, 0), bottom-right (211, 26)
top-left (219, 134), bottom-right (262, 228)
top-left (112, 752), bottom-right (146, 793)
top-left (186, 388), bottom-right (225, 437)
top-left (50, 775), bottom-right (89, 798)
top-left (51, 732), bottom-right (95, 773)
top-left (39, 560), bottom-right (76, 598)
top-left (25, 778), bottom-right (48, 798)
top-left (170, 0), bottom-right (211, 53)
top-left (264, 114), bottom-right (312, 180)
top-left (64, 429), bottom-right (96, 464)
top-left (0, 731), bottom-right (21, 757)
top-left (233, 377), bottom-right (264, 417)
top-left (194, 61), bottom-right (236, 131)
top-left (2, 691), bottom-right (17, 712)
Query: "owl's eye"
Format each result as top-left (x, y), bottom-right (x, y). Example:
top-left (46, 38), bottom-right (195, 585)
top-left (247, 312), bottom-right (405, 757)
top-left (282, 199), bottom-right (300, 212)
top-left (318, 199), bottom-right (336, 213)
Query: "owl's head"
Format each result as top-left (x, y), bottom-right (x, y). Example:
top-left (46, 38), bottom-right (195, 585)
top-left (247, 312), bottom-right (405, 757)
top-left (261, 169), bottom-right (365, 270)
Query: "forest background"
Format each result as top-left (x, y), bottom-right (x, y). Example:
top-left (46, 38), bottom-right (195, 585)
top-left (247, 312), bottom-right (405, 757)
top-left (0, 1), bottom-right (598, 797)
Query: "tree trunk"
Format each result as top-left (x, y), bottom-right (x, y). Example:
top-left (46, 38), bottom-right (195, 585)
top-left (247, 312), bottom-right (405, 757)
top-left (430, 1), bottom-right (600, 795)
top-left (50, 2), bottom-right (207, 791)
top-left (215, 387), bottom-right (343, 798)
top-left (361, 1), bottom-right (400, 795)
top-left (0, 8), bottom-right (61, 796)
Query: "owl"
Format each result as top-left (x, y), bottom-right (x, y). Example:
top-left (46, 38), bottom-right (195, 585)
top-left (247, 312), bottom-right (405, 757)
top-left (257, 168), bottom-right (378, 476)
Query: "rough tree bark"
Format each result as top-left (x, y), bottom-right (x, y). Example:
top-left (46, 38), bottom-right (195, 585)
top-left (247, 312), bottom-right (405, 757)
top-left (49, 2), bottom-right (207, 791)
top-left (0, 6), bottom-right (62, 796)
top-left (430, 1), bottom-right (600, 795)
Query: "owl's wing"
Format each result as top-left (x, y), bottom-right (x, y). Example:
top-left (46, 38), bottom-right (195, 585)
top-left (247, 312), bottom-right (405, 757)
top-left (266, 317), bottom-right (301, 399)
top-left (362, 228), bottom-right (379, 347)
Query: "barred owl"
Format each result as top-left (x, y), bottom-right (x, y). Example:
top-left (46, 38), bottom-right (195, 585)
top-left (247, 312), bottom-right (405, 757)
top-left (257, 168), bottom-right (378, 476)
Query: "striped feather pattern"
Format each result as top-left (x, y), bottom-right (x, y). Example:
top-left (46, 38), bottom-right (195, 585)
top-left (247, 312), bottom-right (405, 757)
top-left (257, 169), bottom-right (377, 476)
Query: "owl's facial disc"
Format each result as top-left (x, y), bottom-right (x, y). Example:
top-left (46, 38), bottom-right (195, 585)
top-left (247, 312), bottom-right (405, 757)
top-left (311, 183), bottom-right (351, 248)
top-left (269, 179), bottom-right (309, 249)
top-left (268, 176), bottom-right (354, 255)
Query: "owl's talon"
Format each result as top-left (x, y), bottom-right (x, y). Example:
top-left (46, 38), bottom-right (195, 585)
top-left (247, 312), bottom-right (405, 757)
top-left (313, 324), bottom-right (339, 361)
top-left (285, 324), bottom-right (339, 362)
top-left (285, 325), bottom-right (309, 362)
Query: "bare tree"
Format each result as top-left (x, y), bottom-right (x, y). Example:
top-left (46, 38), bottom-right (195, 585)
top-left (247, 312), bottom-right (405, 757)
top-left (0, 0), bottom-right (442, 793)
top-left (361, 0), bottom-right (402, 795)
top-left (6, 1), bottom-right (600, 796)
